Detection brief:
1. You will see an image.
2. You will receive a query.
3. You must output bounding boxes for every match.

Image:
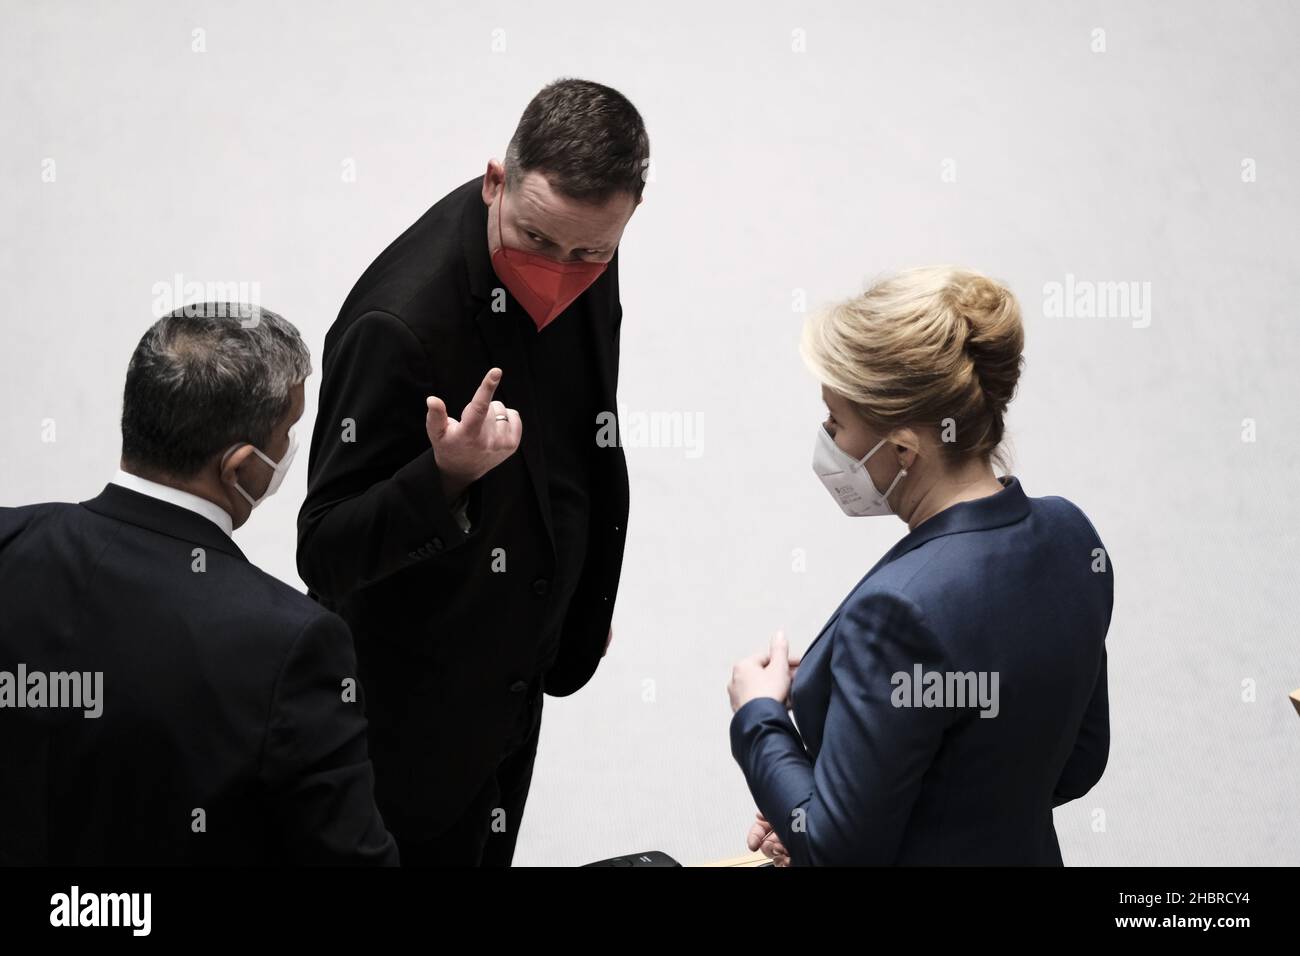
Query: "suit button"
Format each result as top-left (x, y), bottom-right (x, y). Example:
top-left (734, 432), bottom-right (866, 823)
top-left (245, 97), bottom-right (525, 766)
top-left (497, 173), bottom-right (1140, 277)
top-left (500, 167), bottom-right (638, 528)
top-left (509, 680), bottom-right (528, 693)
top-left (532, 578), bottom-right (550, 596)
top-left (432, 538), bottom-right (444, 552)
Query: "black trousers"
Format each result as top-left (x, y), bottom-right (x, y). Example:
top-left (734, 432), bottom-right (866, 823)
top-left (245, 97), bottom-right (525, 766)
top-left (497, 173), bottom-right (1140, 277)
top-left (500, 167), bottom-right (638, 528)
top-left (397, 680), bottom-right (544, 867)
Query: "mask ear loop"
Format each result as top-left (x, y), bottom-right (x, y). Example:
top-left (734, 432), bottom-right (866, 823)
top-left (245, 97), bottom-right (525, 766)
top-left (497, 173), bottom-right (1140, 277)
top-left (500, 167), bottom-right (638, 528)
top-left (854, 436), bottom-right (890, 468)
top-left (218, 444), bottom-right (256, 508)
top-left (857, 437), bottom-right (908, 502)
top-left (231, 482), bottom-right (258, 508)
top-left (879, 465), bottom-right (908, 502)
top-left (220, 442), bottom-right (275, 470)
top-left (218, 441), bottom-right (284, 510)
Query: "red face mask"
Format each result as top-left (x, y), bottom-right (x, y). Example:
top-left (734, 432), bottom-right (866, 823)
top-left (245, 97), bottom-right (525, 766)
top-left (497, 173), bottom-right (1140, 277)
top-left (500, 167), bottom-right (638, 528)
top-left (490, 184), bottom-right (610, 332)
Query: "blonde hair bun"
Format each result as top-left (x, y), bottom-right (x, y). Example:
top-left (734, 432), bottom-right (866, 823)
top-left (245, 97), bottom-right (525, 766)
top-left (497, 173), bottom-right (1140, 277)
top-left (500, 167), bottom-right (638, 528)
top-left (800, 266), bottom-right (1025, 465)
top-left (949, 270), bottom-right (1024, 414)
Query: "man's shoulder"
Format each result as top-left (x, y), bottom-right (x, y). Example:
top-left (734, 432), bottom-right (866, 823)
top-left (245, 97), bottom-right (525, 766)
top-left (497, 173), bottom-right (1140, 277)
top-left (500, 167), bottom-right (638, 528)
top-left (334, 176), bottom-right (482, 331)
top-left (0, 499), bottom-right (75, 521)
top-left (0, 497), bottom-right (121, 547)
top-left (0, 499), bottom-right (78, 546)
top-left (225, 558), bottom-right (341, 637)
top-left (1, 497), bottom-right (344, 654)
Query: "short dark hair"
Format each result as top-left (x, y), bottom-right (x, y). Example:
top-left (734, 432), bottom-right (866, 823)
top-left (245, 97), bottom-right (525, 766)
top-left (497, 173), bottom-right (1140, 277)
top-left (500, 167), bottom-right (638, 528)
top-left (504, 78), bottom-right (650, 203)
top-left (120, 303), bottom-right (311, 479)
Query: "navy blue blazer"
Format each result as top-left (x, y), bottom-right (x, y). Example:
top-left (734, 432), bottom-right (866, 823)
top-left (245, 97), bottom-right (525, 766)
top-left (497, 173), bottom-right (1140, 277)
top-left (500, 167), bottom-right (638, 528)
top-left (730, 477), bottom-right (1112, 865)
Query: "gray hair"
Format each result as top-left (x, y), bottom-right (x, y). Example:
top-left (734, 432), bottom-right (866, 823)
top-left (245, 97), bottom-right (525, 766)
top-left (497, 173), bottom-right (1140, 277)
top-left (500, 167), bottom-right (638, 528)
top-left (120, 303), bottom-right (311, 478)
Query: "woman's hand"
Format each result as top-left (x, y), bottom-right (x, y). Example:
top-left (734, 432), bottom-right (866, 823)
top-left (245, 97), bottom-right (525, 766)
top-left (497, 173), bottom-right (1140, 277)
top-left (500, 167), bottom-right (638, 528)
top-left (728, 630), bottom-right (796, 713)
top-left (746, 812), bottom-right (791, 867)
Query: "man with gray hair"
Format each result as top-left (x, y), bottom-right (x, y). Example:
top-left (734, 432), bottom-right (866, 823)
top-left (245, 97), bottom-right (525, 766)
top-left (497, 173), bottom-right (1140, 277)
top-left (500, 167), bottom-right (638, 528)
top-left (0, 304), bottom-right (397, 865)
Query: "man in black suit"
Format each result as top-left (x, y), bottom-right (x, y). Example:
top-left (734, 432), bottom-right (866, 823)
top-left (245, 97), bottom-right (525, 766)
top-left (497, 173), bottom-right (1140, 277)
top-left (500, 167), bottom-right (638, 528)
top-left (297, 78), bottom-right (648, 865)
top-left (0, 303), bottom-right (397, 865)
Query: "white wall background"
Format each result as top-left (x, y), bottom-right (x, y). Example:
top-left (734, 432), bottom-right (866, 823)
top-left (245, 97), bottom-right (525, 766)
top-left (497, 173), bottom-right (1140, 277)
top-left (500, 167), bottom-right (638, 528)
top-left (2, 0), bottom-right (1297, 866)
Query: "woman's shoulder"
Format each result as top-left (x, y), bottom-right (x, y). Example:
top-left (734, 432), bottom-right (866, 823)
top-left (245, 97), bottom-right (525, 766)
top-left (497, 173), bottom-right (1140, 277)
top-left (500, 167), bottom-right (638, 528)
top-left (844, 489), bottom-right (1109, 613)
top-left (1030, 492), bottom-right (1108, 550)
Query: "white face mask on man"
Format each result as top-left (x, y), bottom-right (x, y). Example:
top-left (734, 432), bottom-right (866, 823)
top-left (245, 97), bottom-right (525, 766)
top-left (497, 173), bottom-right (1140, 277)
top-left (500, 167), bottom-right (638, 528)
top-left (811, 422), bottom-right (907, 517)
top-left (222, 429), bottom-right (298, 509)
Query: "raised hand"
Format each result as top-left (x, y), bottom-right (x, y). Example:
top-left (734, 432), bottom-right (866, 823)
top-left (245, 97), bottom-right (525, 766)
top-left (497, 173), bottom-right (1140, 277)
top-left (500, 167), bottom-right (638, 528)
top-left (425, 367), bottom-right (522, 500)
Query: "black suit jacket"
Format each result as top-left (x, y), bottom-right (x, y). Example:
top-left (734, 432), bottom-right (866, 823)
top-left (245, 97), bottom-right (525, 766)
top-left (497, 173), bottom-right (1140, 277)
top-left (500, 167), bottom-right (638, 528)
top-left (0, 484), bottom-right (397, 865)
top-left (297, 176), bottom-right (629, 839)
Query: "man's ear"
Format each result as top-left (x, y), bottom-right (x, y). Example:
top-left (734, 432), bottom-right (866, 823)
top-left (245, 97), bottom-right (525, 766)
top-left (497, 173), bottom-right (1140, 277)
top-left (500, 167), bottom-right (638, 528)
top-left (219, 444), bottom-right (255, 488)
top-left (482, 160), bottom-right (504, 205)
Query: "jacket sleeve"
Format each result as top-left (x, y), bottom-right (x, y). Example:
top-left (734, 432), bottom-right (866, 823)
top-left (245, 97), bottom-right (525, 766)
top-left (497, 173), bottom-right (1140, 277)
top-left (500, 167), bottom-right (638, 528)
top-left (1052, 645), bottom-right (1110, 806)
top-left (260, 611), bottom-right (399, 865)
top-left (297, 309), bottom-right (482, 601)
top-left (730, 590), bottom-right (951, 866)
top-left (1052, 505), bottom-right (1113, 807)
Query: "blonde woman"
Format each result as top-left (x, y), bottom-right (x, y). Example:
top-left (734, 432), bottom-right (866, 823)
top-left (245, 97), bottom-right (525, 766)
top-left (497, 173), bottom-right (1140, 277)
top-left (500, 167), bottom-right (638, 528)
top-left (727, 267), bottom-right (1112, 866)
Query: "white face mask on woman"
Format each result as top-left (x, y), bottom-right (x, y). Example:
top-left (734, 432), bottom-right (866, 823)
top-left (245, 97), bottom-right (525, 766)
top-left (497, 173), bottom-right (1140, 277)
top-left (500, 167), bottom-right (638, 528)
top-left (811, 422), bottom-right (907, 517)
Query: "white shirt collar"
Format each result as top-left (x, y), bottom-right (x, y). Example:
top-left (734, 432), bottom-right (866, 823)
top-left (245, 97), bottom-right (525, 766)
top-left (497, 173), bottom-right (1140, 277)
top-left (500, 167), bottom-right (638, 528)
top-left (111, 469), bottom-right (234, 538)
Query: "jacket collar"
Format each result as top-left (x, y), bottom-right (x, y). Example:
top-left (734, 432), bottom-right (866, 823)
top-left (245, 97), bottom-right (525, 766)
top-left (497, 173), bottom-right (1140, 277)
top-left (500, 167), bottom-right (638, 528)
top-left (112, 469), bottom-right (233, 537)
top-left (81, 483), bottom-right (248, 561)
top-left (880, 475), bottom-right (1030, 567)
top-left (458, 175), bottom-right (497, 306)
